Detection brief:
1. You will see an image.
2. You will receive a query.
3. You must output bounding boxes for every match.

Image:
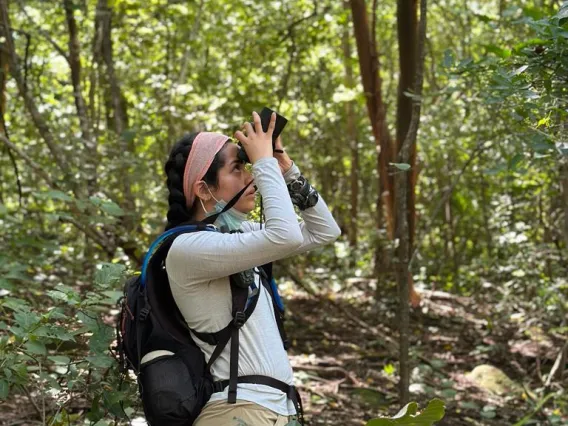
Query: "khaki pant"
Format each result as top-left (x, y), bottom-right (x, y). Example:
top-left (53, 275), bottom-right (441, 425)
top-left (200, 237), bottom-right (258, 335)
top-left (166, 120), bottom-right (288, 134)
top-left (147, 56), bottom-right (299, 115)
top-left (194, 400), bottom-right (295, 426)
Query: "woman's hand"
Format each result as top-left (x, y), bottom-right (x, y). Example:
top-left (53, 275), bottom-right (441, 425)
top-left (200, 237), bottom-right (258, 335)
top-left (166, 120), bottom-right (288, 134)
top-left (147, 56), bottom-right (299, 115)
top-left (274, 136), bottom-right (293, 174)
top-left (234, 111), bottom-right (275, 164)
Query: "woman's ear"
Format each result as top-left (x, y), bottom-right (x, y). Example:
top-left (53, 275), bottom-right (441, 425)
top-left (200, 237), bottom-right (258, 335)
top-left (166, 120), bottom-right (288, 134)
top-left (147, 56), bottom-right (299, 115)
top-left (193, 180), bottom-right (211, 204)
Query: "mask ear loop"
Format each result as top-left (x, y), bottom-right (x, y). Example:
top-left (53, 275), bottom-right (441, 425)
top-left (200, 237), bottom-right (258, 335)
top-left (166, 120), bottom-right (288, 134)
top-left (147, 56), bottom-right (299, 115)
top-left (202, 181), bottom-right (254, 225)
top-left (198, 183), bottom-right (220, 215)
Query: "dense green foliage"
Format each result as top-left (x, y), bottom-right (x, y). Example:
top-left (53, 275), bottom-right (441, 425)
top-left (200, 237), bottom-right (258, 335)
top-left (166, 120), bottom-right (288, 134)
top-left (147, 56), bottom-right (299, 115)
top-left (0, 0), bottom-right (566, 424)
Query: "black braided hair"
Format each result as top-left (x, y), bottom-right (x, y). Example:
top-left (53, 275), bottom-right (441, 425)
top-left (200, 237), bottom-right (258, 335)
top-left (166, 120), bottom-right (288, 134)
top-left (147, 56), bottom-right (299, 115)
top-left (164, 133), bottom-right (229, 230)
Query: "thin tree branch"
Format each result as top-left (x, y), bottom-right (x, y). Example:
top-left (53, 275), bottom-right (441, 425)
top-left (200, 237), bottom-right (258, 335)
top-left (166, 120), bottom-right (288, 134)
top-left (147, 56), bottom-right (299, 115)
top-left (64, 0), bottom-right (94, 150)
top-left (17, 2), bottom-right (70, 63)
top-left (176, 0), bottom-right (204, 85)
top-left (0, 1), bottom-right (72, 179)
top-left (19, 385), bottom-right (43, 421)
top-left (408, 140), bottom-right (487, 269)
top-left (0, 134), bottom-right (115, 254)
top-left (0, 134), bottom-right (59, 189)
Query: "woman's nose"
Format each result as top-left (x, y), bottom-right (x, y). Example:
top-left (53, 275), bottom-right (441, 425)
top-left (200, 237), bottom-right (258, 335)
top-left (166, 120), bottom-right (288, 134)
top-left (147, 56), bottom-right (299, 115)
top-left (244, 169), bottom-right (253, 183)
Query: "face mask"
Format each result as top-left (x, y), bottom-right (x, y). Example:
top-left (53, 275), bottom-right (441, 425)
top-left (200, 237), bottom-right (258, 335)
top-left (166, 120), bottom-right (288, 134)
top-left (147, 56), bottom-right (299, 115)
top-left (200, 187), bottom-right (248, 232)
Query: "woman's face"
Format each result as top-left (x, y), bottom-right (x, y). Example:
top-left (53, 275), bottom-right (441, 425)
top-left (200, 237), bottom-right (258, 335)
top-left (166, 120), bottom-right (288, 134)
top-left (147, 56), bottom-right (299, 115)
top-left (208, 143), bottom-right (256, 213)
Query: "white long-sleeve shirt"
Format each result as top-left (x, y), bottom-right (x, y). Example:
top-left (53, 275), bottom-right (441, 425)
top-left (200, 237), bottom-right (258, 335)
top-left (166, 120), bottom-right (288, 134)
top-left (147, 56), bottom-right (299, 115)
top-left (163, 157), bottom-right (341, 416)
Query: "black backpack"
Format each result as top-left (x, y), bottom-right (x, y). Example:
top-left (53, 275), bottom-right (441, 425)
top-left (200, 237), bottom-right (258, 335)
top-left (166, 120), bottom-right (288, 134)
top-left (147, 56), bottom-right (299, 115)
top-left (115, 223), bottom-right (303, 425)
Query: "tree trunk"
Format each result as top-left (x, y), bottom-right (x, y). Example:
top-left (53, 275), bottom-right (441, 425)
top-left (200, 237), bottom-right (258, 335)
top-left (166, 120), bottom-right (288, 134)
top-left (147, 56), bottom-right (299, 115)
top-left (397, 0), bottom-right (421, 307)
top-left (343, 3), bottom-right (359, 250)
top-left (395, 0), bottom-right (428, 405)
top-left (64, 0), bottom-right (98, 193)
top-left (561, 162), bottom-right (568, 252)
top-left (95, 0), bottom-right (137, 236)
top-left (350, 0), bottom-right (421, 305)
top-left (349, 0), bottom-right (395, 240)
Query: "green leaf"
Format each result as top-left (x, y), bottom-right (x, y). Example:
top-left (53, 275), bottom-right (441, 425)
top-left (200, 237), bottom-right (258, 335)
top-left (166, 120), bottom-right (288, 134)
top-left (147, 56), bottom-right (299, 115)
top-left (2, 298), bottom-right (31, 312)
top-left (0, 380), bottom-right (9, 399)
top-left (102, 290), bottom-right (124, 303)
top-left (0, 279), bottom-right (14, 290)
top-left (440, 388), bottom-right (457, 399)
top-left (89, 325), bottom-right (115, 353)
top-left (460, 401), bottom-right (480, 410)
top-left (86, 355), bottom-right (115, 368)
top-left (383, 363), bottom-right (396, 375)
top-left (442, 49), bottom-right (454, 68)
top-left (49, 326), bottom-right (76, 342)
top-left (390, 163), bottom-right (411, 171)
top-left (48, 356), bottom-right (71, 365)
top-left (509, 154), bottom-right (524, 170)
top-left (76, 311), bottom-right (100, 332)
top-left (100, 201), bottom-right (124, 217)
top-left (14, 311), bottom-right (40, 330)
top-left (120, 129), bottom-right (137, 143)
top-left (94, 263), bottom-right (126, 288)
top-left (366, 399), bottom-right (445, 425)
top-left (485, 44), bottom-right (511, 58)
top-left (44, 190), bottom-right (73, 202)
top-left (556, 7), bottom-right (568, 20)
top-left (511, 65), bottom-right (528, 76)
top-left (25, 340), bottom-right (47, 356)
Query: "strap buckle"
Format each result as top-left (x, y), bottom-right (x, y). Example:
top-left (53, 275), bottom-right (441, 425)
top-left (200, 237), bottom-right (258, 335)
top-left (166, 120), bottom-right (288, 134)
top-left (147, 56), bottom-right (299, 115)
top-left (233, 311), bottom-right (246, 328)
top-left (139, 306), bottom-right (151, 321)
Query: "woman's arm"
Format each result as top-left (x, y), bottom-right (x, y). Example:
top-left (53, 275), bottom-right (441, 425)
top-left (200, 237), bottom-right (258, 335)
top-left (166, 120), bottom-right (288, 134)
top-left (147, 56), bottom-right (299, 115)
top-left (166, 157), bottom-right (304, 283)
top-left (242, 161), bottom-right (341, 256)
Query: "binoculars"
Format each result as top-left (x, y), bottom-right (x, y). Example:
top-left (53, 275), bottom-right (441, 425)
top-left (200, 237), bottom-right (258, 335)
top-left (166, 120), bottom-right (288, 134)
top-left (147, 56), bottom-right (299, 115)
top-left (237, 107), bottom-right (288, 163)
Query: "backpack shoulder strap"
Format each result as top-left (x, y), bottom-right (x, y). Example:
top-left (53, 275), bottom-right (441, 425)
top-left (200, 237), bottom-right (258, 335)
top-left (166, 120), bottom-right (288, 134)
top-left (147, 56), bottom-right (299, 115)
top-left (143, 224), bottom-right (217, 346)
top-left (258, 265), bottom-right (289, 350)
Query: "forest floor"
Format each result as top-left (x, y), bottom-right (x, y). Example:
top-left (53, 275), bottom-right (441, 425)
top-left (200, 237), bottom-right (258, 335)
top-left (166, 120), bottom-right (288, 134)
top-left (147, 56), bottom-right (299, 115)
top-left (2, 277), bottom-right (565, 426)
top-left (284, 278), bottom-right (566, 426)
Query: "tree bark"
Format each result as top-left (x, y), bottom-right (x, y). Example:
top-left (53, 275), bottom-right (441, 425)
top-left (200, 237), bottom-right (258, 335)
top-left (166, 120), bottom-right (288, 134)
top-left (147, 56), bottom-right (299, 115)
top-left (343, 3), bottom-right (359, 250)
top-left (349, 0), bottom-right (395, 240)
top-left (395, 0), bottom-right (428, 405)
top-left (561, 161), bottom-right (568, 252)
top-left (64, 0), bottom-right (98, 192)
top-left (396, 0), bottom-right (419, 249)
top-left (95, 0), bottom-right (137, 235)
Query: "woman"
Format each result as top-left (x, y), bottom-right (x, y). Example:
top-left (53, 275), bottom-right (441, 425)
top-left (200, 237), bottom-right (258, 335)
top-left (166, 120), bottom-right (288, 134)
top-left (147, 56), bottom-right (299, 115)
top-left (163, 111), bottom-right (341, 425)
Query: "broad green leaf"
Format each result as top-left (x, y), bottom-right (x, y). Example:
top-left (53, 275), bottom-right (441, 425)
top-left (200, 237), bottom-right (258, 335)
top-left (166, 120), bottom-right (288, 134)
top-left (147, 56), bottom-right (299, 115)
top-left (509, 154), bottom-right (524, 170)
top-left (120, 129), bottom-right (137, 143)
top-left (86, 355), bottom-right (115, 368)
top-left (442, 49), bottom-right (454, 68)
top-left (89, 325), bottom-right (115, 353)
top-left (0, 380), bottom-right (9, 399)
top-left (2, 298), bottom-right (31, 312)
top-left (390, 163), bottom-right (411, 171)
top-left (485, 44), bottom-right (512, 58)
top-left (102, 290), bottom-right (124, 303)
top-left (43, 190), bottom-right (73, 202)
top-left (77, 311), bottom-right (100, 332)
top-left (556, 7), bottom-right (568, 20)
top-left (25, 340), bottom-right (47, 356)
top-left (366, 399), bottom-right (445, 425)
top-left (95, 263), bottom-right (126, 288)
top-left (511, 65), bottom-right (528, 76)
top-left (14, 311), bottom-right (40, 330)
top-left (48, 356), bottom-right (71, 365)
top-left (49, 326), bottom-right (76, 342)
top-left (100, 201), bottom-right (124, 217)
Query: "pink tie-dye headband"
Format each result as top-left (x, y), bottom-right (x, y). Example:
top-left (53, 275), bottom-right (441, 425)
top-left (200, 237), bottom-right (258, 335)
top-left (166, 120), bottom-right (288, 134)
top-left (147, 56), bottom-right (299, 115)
top-left (182, 132), bottom-right (229, 209)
